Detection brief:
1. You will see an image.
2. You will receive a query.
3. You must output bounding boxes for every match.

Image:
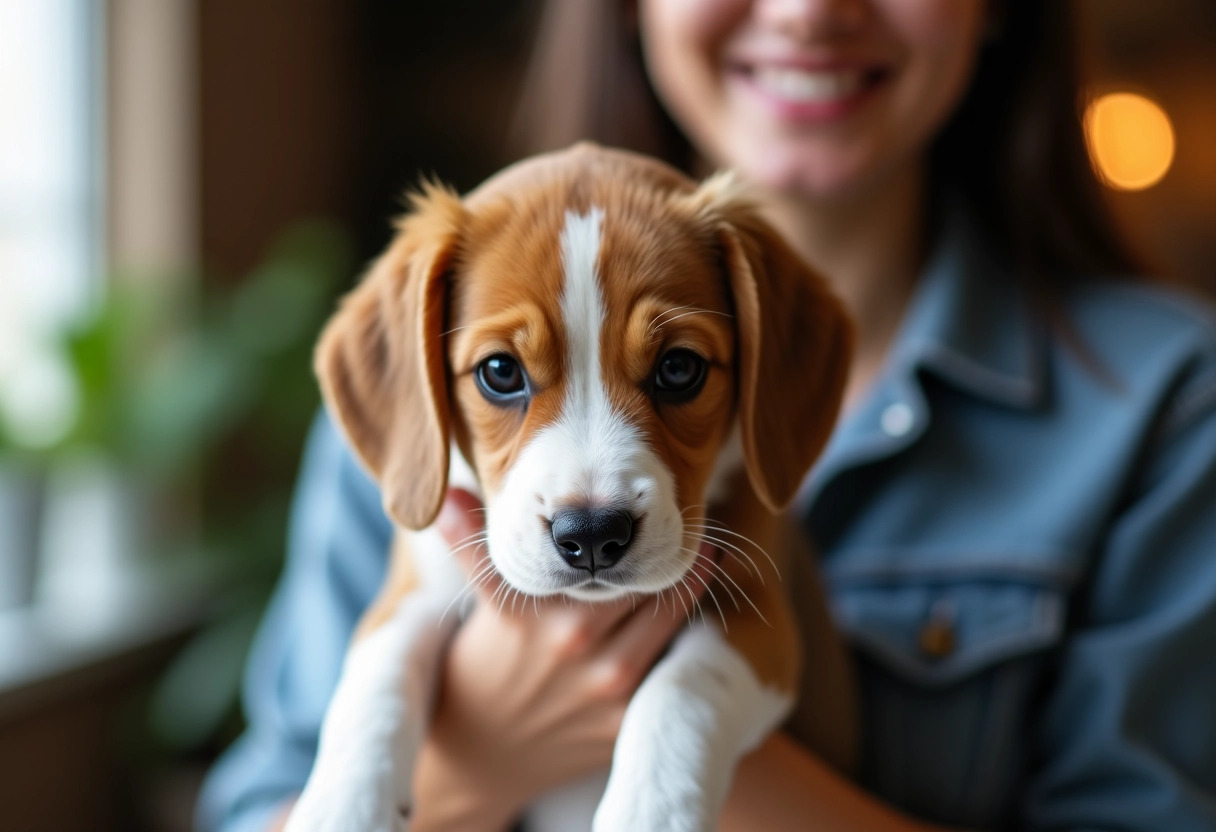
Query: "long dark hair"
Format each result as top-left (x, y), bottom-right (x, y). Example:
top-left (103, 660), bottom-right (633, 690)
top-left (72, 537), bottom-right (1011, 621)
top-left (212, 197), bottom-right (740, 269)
top-left (509, 0), bottom-right (1140, 284)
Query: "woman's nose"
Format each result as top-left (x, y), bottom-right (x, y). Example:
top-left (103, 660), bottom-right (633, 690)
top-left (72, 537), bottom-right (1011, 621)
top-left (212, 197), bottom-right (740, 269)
top-left (753, 0), bottom-right (869, 41)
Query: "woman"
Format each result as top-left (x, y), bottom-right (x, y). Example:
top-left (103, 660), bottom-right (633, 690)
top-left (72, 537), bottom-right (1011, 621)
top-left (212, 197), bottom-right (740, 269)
top-left (199, 2), bottom-right (1216, 830)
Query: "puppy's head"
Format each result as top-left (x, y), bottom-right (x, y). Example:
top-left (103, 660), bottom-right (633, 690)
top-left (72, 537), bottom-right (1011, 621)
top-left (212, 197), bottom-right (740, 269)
top-left (317, 144), bottom-right (851, 600)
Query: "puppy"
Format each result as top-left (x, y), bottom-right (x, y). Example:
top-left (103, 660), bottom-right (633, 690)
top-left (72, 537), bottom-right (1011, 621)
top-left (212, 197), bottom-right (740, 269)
top-left (286, 143), bottom-right (857, 832)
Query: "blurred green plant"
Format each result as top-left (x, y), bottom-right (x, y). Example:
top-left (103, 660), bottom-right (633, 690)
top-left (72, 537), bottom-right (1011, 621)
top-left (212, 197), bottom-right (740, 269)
top-left (151, 221), bottom-right (355, 753)
top-left (7, 219), bottom-right (354, 752)
top-left (147, 221), bottom-right (355, 753)
top-left (53, 221), bottom-right (349, 479)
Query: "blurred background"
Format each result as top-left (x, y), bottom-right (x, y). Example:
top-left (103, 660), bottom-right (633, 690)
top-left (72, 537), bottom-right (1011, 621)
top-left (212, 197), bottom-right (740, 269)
top-left (0, 1), bottom-right (1212, 830)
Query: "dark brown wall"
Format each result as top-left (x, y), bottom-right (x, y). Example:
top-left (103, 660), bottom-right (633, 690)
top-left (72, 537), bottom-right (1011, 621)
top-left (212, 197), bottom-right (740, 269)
top-left (198, 0), bottom-right (360, 279)
top-left (198, 0), bottom-right (535, 280)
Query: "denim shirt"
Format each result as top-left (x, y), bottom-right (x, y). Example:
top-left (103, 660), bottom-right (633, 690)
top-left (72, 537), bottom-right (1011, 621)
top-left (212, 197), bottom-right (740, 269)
top-left (197, 207), bottom-right (1216, 832)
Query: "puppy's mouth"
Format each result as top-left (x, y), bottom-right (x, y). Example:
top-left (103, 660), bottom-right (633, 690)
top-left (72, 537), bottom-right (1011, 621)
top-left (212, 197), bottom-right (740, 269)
top-left (549, 568), bottom-right (640, 601)
top-left (539, 558), bottom-right (688, 602)
top-left (562, 578), bottom-right (624, 602)
top-left (545, 547), bottom-right (698, 602)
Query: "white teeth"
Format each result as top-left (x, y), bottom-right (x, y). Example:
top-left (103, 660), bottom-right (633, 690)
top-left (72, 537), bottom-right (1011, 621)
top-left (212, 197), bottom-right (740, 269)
top-left (750, 68), bottom-right (865, 103)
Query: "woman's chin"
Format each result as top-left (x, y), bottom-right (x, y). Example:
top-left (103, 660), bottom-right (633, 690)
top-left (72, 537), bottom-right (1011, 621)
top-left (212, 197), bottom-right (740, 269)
top-left (734, 147), bottom-right (874, 203)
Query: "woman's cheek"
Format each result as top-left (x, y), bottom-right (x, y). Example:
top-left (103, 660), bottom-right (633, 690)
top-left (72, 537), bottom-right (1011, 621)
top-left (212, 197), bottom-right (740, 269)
top-left (641, 0), bottom-right (749, 44)
top-left (882, 0), bottom-right (987, 119)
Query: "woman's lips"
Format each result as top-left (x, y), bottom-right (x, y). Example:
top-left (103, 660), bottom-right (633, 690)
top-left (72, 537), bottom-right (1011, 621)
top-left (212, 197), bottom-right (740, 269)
top-left (730, 64), bottom-right (890, 123)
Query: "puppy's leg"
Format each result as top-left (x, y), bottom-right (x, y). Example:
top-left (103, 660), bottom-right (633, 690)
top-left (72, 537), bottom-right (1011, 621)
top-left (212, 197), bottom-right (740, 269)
top-left (593, 530), bottom-right (800, 832)
top-left (286, 532), bottom-right (461, 832)
top-left (593, 476), bottom-right (858, 832)
top-left (592, 622), bottom-right (794, 832)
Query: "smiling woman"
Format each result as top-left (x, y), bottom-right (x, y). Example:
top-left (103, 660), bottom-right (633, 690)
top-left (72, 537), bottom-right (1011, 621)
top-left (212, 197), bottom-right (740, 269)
top-left (199, 3), bottom-right (1216, 832)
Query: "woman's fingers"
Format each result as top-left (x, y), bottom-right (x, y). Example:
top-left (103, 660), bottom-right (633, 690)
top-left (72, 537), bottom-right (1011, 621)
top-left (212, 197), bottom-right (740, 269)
top-left (542, 595), bottom-right (644, 659)
top-left (436, 488), bottom-right (505, 602)
top-left (437, 488), bottom-right (486, 551)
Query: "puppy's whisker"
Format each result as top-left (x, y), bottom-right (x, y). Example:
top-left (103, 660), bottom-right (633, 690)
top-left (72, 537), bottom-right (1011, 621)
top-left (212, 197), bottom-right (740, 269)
top-left (685, 519), bottom-right (771, 554)
top-left (489, 579), bottom-right (513, 617)
top-left (440, 533), bottom-right (485, 556)
top-left (649, 304), bottom-right (693, 329)
top-left (651, 306), bottom-right (733, 331)
top-left (471, 561), bottom-right (499, 590)
top-left (439, 561), bottom-right (496, 624)
top-left (498, 585), bottom-right (517, 618)
top-left (659, 309), bottom-right (734, 327)
top-left (447, 528), bottom-right (486, 545)
top-left (687, 577), bottom-right (709, 628)
top-left (685, 521), bottom-right (780, 580)
top-left (652, 559), bottom-right (692, 597)
top-left (669, 577), bottom-right (692, 625)
top-left (682, 562), bottom-right (728, 632)
top-left (678, 547), bottom-right (742, 614)
top-left (679, 574), bottom-right (705, 628)
top-left (456, 567), bottom-right (491, 604)
top-left (686, 529), bottom-right (764, 583)
top-left (692, 548), bottom-right (768, 626)
top-left (689, 532), bottom-right (761, 582)
top-left (446, 534), bottom-right (490, 558)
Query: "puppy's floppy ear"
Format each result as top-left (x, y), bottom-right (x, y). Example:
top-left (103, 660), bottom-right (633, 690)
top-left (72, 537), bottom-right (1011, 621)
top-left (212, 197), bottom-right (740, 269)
top-left (315, 183), bottom-right (464, 529)
top-left (684, 172), bottom-right (855, 512)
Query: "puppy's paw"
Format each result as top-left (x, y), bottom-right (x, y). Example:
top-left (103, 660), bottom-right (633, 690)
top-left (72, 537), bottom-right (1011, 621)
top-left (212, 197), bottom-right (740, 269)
top-left (285, 775), bottom-right (409, 832)
top-left (592, 796), bottom-right (713, 832)
top-left (592, 770), bottom-right (715, 832)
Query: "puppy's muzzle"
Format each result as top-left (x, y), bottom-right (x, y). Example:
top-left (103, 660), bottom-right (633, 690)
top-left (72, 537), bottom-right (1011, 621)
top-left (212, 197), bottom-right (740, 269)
top-left (550, 508), bottom-right (636, 573)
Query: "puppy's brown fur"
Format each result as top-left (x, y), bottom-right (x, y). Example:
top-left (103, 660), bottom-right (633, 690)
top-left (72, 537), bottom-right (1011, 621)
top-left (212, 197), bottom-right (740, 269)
top-left (318, 143), bottom-right (858, 776)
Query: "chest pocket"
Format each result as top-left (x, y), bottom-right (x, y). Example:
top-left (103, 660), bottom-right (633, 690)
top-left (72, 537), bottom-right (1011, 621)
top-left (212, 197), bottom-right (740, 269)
top-left (829, 574), bottom-right (1069, 830)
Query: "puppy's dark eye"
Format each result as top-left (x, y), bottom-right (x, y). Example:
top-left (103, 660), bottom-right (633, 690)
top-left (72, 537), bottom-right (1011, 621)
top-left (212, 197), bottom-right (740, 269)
top-left (476, 353), bottom-right (528, 403)
top-left (654, 349), bottom-right (708, 400)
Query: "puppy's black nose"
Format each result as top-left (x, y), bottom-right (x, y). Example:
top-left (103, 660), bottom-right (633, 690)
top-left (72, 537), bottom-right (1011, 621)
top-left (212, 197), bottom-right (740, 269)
top-left (550, 508), bottom-right (634, 572)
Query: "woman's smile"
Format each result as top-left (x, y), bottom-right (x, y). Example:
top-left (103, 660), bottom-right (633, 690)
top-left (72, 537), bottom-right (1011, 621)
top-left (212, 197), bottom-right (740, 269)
top-left (726, 59), bottom-right (893, 125)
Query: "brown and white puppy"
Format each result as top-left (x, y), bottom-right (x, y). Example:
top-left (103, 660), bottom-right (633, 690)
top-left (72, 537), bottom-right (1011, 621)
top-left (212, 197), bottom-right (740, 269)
top-left (286, 144), bottom-right (857, 832)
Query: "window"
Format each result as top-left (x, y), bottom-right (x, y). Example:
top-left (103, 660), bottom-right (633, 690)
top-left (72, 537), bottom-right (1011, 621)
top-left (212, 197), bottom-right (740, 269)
top-left (0, 0), bottom-right (102, 448)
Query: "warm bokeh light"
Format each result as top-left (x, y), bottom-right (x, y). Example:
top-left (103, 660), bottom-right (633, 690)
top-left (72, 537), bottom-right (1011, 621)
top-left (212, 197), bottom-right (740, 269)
top-left (1084, 92), bottom-right (1176, 191)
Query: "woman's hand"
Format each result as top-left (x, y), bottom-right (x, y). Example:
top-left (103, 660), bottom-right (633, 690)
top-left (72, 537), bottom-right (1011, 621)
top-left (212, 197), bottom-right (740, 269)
top-left (410, 488), bottom-right (715, 831)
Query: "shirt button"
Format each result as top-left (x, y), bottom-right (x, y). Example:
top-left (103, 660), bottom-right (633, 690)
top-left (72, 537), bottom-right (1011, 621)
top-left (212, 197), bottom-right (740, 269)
top-left (881, 402), bottom-right (915, 437)
top-left (918, 618), bottom-right (957, 660)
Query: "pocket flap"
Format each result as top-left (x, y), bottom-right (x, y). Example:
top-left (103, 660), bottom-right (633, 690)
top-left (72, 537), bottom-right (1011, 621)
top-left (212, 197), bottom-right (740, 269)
top-left (832, 579), bottom-right (1065, 687)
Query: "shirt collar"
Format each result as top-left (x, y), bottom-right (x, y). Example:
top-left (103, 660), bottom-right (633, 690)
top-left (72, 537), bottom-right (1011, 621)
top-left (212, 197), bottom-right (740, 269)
top-left (796, 200), bottom-right (1048, 512)
top-left (890, 198), bottom-right (1047, 410)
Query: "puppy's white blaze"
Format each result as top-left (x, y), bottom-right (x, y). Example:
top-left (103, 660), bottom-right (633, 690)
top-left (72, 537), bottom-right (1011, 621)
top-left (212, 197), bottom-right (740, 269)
top-left (555, 208), bottom-right (647, 496)
top-left (559, 207), bottom-right (607, 419)
top-left (554, 208), bottom-right (639, 496)
top-left (485, 208), bottom-right (688, 597)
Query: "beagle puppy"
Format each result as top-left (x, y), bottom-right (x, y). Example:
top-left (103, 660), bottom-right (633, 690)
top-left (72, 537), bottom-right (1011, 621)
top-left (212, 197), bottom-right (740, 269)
top-left (286, 143), bottom-right (857, 832)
